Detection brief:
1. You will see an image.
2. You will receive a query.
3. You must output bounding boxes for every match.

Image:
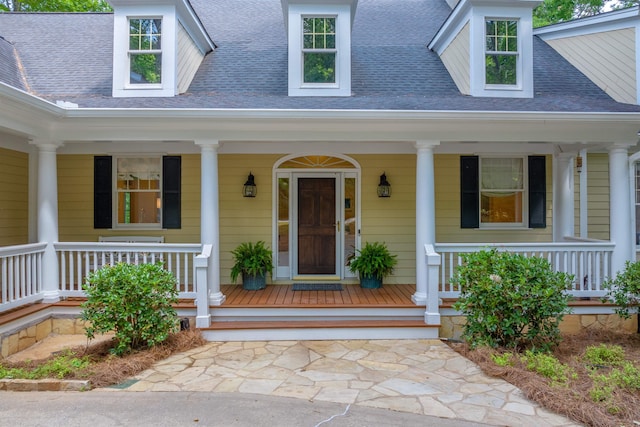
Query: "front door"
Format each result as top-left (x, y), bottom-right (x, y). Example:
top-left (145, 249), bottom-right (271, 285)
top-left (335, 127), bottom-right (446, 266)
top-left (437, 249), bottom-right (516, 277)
top-left (297, 177), bottom-right (336, 275)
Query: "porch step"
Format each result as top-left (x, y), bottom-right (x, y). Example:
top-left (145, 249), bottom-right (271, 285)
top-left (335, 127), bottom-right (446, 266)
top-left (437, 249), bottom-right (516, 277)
top-left (200, 319), bottom-right (440, 341)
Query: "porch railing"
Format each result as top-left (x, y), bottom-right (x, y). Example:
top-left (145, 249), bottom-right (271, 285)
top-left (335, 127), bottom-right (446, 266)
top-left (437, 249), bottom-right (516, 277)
top-left (0, 243), bottom-right (46, 312)
top-left (55, 242), bottom-right (203, 299)
top-left (434, 240), bottom-right (614, 299)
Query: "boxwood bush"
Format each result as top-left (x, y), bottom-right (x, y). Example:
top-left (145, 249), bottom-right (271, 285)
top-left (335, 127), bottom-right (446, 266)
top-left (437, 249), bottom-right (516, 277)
top-left (452, 249), bottom-right (573, 351)
top-left (81, 262), bottom-right (179, 356)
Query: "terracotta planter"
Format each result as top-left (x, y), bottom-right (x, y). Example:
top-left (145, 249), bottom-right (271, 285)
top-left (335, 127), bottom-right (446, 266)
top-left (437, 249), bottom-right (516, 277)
top-left (242, 272), bottom-right (266, 290)
top-left (359, 274), bottom-right (382, 289)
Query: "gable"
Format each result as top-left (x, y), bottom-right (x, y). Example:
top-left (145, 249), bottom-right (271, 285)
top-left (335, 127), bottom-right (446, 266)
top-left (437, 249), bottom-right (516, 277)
top-left (543, 28), bottom-right (637, 105)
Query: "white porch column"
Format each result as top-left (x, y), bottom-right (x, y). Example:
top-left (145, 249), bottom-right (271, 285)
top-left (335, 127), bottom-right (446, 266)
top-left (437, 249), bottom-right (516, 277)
top-left (35, 142), bottom-right (61, 303)
top-left (578, 149), bottom-right (588, 238)
top-left (609, 144), bottom-right (634, 275)
top-left (196, 140), bottom-right (226, 307)
top-left (552, 152), bottom-right (575, 242)
top-left (413, 140), bottom-right (439, 308)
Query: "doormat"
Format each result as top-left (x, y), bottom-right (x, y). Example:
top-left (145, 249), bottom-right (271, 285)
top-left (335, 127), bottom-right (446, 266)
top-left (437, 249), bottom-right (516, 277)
top-left (292, 283), bottom-right (343, 291)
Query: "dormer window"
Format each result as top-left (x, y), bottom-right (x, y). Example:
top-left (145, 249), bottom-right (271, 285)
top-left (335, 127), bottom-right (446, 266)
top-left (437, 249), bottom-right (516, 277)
top-left (129, 18), bottom-right (162, 85)
top-left (283, 1), bottom-right (355, 97)
top-left (111, 0), bottom-right (215, 98)
top-left (427, 0), bottom-right (536, 99)
top-left (303, 17), bottom-right (336, 84)
top-left (485, 19), bottom-right (518, 86)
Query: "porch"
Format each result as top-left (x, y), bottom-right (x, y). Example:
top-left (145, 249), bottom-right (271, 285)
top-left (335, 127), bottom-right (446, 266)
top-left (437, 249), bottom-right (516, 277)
top-left (0, 239), bottom-right (623, 346)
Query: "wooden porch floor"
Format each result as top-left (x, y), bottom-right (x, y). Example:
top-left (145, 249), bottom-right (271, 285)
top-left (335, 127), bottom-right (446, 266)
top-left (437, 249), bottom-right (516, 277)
top-left (219, 284), bottom-right (419, 308)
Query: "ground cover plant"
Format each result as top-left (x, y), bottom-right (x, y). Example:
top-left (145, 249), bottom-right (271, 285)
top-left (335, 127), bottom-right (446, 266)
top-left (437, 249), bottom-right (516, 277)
top-left (448, 330), bottom-right (640, 427)
top-left (0, 330), bottom-right (206, 388)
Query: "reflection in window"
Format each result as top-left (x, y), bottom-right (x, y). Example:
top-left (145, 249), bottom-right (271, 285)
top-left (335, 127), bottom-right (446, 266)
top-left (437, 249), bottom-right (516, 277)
top-left (485, 19), bottom-right (518, 85)
top-left (116, 157), bottom-right (161, 225)
top-left (129, 18), bottom-right (162, 84)
top-left (302, 17), bottom-right (336, 83)
top-left (344, 177), bottom-right (356, 267)
top-left (278, 178), bottom-right (290, 267)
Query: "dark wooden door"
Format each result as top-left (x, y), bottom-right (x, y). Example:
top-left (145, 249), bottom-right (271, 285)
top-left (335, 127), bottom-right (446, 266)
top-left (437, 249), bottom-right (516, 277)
top-left (298, 178), bottom-right (336, 275)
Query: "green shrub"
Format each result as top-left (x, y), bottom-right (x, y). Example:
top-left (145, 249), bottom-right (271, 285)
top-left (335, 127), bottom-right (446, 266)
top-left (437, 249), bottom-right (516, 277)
top-left (491, 352), bottom-right (514, 367)
top-left (602, 260), bottom-right (640, 319)
top-left (452, 249), bottom-right (573, 351)
top-left (81, 262), bottom-right (179, 356)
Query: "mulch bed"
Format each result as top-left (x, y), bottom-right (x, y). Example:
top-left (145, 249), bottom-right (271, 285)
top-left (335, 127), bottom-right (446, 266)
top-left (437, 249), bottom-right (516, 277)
top-left (447, 330), bottom-right (640, 427)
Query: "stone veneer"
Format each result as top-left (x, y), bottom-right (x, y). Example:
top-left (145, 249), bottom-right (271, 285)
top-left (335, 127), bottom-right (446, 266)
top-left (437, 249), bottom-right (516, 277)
top-left (439, 313), bottom-right (638, 340)
top-left (0, 317), bottom-right (88, 358)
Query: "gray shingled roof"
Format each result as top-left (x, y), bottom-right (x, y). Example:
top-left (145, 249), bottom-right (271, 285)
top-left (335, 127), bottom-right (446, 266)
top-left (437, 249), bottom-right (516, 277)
top-left (0, 35), bottom-right (26, 91)
top-left (0, 0), bottom-right (639, 112)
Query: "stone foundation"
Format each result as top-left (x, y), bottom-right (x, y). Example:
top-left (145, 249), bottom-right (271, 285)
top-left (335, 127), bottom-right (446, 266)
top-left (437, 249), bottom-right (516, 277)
top-left (439, 313), bottom-right (638, 340)
top-left (1, 317), bottom-right (88, 359)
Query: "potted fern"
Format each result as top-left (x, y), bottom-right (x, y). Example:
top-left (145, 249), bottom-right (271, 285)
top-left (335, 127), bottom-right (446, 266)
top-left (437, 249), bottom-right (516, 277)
top-left (230, 241), bottom-right (274, 290)
top-left (348, 241), bottom-right (397, 288)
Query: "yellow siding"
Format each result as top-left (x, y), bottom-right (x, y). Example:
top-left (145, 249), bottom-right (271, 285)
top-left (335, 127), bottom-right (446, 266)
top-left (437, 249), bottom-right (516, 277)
top-left (0, 147), bottom-right (28, 246)
top-left (586, 153), bottom-right (610, 240)
top-left (350, 154), bottom-right (416, 284)
top-left (434, 154), bottom-right (553, 243)
top-left (177, 23), bottom-right (205, 94)
top-left (57, 154), bottom-right (200, 244)
top-left (218, 154), bottom-right (281, 283)
top-left (546, 28), bottom-right (636, 104)
top-left (440, 22), bottom-right (471, 95)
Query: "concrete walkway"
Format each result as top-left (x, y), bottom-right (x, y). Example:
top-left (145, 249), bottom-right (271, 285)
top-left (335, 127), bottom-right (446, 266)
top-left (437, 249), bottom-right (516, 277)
top-left (89, 339), bottom-right (580, 427)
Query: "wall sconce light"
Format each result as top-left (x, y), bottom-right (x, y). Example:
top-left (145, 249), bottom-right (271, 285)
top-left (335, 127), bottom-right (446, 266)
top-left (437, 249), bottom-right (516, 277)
top-left (377, 172), bottom-right (391, 198)
top-left (576, 156), bottom-right (583, 173)
top-left (243, 172), bottom-right (257, 197)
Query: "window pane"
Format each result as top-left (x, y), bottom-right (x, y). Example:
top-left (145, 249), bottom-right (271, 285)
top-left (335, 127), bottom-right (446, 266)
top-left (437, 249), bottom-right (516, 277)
top-left (278, 178), bottom-right (289, 267)
top-left (481, 158), bottom-right (523, 189)
top-left (485, 54), bottom-right (516, 85)
top-left (130, 53), bottom-right (162, 84)
top-left (118, 192), bottom-right (161, 224)
top-left (303, 52), bottom-right (335, 83)
top-left (481, 191), bottom-right (523, 223)
top-left (344, 178), bottom-right (356, 268)
top-left (130, 18), bottom-right (161, 51)
top-left (116, 158), bottom-right (162, 225)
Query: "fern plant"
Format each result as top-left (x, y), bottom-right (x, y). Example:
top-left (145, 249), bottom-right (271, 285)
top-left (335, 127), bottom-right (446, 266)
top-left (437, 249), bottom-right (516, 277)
top-left (230, 241), bottom-right (274, 283)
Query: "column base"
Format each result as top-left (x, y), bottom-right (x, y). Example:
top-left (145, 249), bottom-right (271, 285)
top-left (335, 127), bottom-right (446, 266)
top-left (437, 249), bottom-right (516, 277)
top-left (195, 315), bottom-right (211, 328)
top-left (209, 292), bottom-right (226, 306)
top-left (424, 312), bottom-right (441, 326)
top-left (41, 291), bottom-right (60, 304)
top-left (411, 292), bottom-right (427, 305)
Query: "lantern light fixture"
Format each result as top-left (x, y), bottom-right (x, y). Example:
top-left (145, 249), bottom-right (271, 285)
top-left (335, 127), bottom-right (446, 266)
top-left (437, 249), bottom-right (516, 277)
top-left (377, 172), bottom-right (391, 198)
top-left (243, 172), bottom-right (257, 197)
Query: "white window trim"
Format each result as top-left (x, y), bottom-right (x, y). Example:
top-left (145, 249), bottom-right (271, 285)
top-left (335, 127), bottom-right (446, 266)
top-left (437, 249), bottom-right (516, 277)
top-left (112, 5), bottom-right (177, 98)
top-left (479, 155), bottom-right (528, 229)
top-left (112, 155), bottom-right (163, 230)
top-left (287, 4), bottom-right (351, 97)
top-left (469, 6), bottom-right (534, 98)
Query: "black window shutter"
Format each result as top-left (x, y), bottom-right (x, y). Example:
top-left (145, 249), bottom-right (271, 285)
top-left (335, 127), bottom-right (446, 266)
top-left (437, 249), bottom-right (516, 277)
top-left (94, 156), bottom-right (112, 229)
top-left (460, 156), bottom-right (479, 229)
top-left (162, 156), bottom-right (181, 229)
top-left (528, 156), bottom-right (546, 228)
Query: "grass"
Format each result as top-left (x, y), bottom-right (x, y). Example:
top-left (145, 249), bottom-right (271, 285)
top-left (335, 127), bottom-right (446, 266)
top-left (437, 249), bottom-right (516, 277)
top-left (0, 329), bottom-right (207, 388)
top-left (447, 329), bottom-right (640, 427)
